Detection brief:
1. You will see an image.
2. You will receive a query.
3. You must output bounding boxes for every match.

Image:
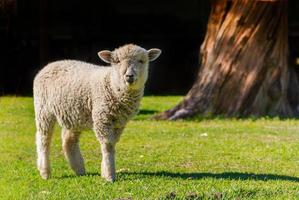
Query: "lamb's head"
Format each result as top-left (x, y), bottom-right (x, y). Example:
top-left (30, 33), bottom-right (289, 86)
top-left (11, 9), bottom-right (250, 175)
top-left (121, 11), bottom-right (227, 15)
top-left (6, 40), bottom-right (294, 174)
top-left (98, 44), bottom-right (161, 90)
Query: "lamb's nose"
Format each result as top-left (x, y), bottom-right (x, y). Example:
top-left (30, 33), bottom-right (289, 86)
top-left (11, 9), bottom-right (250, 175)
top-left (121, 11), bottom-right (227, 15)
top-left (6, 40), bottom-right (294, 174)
top-left (126, 74), bottom-right (134, 78)
top-left (125, 74), bottom-right (135, 84)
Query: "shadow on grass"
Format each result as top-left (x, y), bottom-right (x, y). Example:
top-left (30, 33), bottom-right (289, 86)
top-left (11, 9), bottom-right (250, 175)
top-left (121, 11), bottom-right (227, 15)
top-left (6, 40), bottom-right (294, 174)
top-left (119, 171), bottom-right (299, 182)
top-left (57, 171), bottom-right (299, 182)
top-left (138, 109), bottom-right (158, 115)
top-left (182, 114), bottom-right (299, 122)
top-left (134, 109), bottom-right (159, 120)
top-left (57, 172), bottom-right (100, 179)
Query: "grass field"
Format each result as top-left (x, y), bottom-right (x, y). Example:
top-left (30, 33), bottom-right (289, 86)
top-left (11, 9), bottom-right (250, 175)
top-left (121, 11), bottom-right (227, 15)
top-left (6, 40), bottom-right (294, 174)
top-left (1, 96), bottom-right (299, 199)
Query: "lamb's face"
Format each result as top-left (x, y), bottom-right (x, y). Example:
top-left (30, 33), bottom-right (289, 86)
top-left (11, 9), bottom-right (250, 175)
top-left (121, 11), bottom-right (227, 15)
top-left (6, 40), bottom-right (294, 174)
top-left (98, 44), bottom-right (161, 90)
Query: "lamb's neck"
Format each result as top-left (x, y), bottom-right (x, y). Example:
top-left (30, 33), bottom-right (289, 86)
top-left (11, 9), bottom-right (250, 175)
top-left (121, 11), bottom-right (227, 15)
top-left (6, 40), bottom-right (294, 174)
top-left (121, 87), bottom-right (144, 102)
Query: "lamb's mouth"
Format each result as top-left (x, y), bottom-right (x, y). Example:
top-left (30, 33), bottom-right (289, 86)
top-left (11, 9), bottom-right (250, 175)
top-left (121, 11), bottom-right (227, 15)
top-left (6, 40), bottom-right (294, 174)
top-left (125, 77), bottom-right (136, 85)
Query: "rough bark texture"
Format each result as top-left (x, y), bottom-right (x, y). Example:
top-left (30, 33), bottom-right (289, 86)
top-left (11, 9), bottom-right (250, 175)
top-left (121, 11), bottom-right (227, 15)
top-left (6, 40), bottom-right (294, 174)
top-left (155, 0), bottom-right (299, 120)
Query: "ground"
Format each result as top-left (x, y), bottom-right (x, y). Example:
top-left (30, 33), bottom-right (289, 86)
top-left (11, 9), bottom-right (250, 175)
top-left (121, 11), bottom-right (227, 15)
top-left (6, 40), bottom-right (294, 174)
top-left (0, 96), bottom-right (299, 200)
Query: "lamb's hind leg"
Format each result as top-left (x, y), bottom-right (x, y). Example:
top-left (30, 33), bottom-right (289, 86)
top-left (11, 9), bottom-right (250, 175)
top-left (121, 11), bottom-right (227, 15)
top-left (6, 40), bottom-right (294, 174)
top-left (62, 129), bottom-right (85, 176)
top-left (36, 116), bottom-right (55, 180)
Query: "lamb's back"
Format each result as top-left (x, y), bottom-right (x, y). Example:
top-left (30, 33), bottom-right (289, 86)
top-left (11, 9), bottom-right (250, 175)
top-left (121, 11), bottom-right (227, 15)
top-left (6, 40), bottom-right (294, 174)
top-left (34, 60), bottom-right (109, 130)
top-left (34, 60), bottom-right (105, 87)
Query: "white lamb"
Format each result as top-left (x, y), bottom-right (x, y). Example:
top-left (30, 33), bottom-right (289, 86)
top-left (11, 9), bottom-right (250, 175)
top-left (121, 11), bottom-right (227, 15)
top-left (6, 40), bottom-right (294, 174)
top-left (33, 44), bottom-right (161, 181)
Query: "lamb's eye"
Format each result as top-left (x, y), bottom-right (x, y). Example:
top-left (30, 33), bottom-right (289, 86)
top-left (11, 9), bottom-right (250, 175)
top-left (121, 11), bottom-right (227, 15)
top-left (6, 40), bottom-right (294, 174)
top-left (138, 60), bottom-right (144, 64)
top-left (114, 58), bottom-right (120, 63)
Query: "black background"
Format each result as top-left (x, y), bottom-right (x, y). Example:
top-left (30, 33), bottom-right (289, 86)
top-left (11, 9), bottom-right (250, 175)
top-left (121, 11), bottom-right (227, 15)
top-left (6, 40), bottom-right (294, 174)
top-left (0, 0), bottom-right (298, 95)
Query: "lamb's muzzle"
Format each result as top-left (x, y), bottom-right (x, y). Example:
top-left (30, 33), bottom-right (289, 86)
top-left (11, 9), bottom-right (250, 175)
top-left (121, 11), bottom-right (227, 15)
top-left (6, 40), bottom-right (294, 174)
top-left (125, 74), bottom-right (135, 84)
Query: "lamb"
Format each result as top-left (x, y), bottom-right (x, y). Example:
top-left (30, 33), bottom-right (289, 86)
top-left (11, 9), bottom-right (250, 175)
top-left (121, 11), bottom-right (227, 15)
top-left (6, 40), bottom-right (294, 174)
top-left (33, 44), bottom-right (161, 181)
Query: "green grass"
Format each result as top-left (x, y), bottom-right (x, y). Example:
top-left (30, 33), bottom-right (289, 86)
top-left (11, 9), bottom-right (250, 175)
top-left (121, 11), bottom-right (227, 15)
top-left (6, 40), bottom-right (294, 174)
top-left (1, 96), bottom-right (299, 199)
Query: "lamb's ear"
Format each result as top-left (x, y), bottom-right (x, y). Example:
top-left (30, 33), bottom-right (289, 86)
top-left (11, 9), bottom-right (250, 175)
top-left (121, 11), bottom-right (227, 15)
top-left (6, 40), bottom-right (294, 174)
top-left (98, 50), bottom-right (112, 63)
top-left (148, 48), bottom-right (161, 61)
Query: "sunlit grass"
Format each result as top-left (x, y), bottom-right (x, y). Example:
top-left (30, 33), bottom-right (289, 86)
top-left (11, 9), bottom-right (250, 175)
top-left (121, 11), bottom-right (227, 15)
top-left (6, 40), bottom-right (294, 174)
top-left (1, 96), bottom-right (299, 199)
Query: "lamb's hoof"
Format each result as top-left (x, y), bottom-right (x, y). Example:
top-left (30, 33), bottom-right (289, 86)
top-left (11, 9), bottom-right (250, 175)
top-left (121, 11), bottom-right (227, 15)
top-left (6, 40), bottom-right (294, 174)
top-left (102, 174), bottom-right (115, 182)
top-left (105, 177), bottom-right (115, 182)
top-left (75, 169), bottom-right (86, 176)
top-left (40, 170), bottom-right (51, 180)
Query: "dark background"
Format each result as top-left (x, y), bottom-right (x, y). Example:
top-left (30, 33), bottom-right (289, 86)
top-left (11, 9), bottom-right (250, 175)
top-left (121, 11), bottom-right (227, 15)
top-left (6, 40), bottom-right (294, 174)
top-left (0, 0), bottom-right (298, 95)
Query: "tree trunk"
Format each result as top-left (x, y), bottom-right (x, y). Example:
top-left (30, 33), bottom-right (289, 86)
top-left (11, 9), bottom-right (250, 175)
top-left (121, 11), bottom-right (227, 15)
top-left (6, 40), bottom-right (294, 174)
top-left (155, 0), bottom-right (299, 120)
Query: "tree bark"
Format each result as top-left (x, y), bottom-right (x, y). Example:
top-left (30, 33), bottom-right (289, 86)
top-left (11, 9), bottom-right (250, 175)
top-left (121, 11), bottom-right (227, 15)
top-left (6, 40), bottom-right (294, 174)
top-left (155, 0), bottom-right (299, 120)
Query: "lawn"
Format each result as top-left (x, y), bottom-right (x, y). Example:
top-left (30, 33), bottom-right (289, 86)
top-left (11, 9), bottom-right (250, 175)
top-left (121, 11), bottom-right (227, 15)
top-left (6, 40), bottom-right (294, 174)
top-left (1, 96), bottom-right (299, 199)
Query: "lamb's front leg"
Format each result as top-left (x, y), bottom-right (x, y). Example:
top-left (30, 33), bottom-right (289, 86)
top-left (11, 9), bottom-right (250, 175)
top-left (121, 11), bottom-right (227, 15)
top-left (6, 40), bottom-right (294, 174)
top-left (100, 141), bottom-right (116, 182)
top-left (93, 113), bottom-right (119, 182)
